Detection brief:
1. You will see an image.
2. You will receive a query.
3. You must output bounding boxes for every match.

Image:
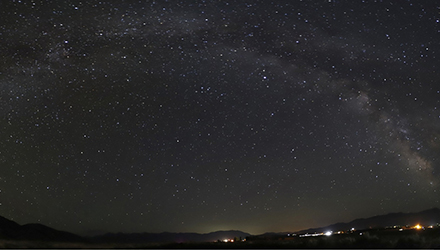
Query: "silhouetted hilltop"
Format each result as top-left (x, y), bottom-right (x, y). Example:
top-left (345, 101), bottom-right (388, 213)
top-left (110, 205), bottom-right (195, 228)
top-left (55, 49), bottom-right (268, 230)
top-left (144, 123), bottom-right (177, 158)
top-left (0, 216), bottom-right (83, 242)
top-left (0, 215), bottom-right (249, 244)
top-left (296, 207), bottom-right (440, 234)
top-left (1, 207), bottom-right (439, 247)
top-left (0, 215), bottom-right (20, 239)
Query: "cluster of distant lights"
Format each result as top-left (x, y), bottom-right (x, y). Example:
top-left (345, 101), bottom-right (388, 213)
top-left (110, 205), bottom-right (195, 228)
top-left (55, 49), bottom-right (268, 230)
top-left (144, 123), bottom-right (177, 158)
top-left (388, 223), bottom-right (437, 231)
top-left (398, 224), bottom-right (435, 231)
top-left (218, 224), bottom-right (438, 243)
top-left (298, 229), bottom-right (352, 238)
top-left (298, 224), bottom-right (438, 238)
top-left (221, 238), bottom-right (246, 243)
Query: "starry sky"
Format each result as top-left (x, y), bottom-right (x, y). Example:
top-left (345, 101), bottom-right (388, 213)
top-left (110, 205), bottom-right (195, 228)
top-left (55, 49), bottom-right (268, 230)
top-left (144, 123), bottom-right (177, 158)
top-left (1, 0), bottom-right (439, 235)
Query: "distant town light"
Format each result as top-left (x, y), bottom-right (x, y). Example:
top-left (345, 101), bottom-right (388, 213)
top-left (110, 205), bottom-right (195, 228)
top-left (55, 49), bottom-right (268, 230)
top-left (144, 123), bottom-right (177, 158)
top-left (415, 224), bottom-right (422, 230)
top-left (324, 231), bottom-right (332, 236)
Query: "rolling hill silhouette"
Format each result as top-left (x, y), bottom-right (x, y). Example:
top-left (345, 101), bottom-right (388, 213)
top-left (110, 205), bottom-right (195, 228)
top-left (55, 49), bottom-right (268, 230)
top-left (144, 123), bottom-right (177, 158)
top-left (295, 207), bottom-right (440, 234)
top-left (0, 215), bottom-right (249, 244)
top-left (0, 216), bottom-right (83, 242)
top-left (0, 207), bottom-right (439, 245)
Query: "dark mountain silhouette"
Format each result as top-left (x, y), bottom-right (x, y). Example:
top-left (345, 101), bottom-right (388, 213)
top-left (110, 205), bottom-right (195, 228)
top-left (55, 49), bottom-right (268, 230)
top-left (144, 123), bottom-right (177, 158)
top-left (296, 207), bottom-right (440, 234)
top-left (0, 216), bottom-right (83, 242)
top-left (1, 207), bottom-right (439, 245)
top-left (91, 230), bottom-right (250, 243)
top-left (0, 215), bottom-right (20, 230)
top-left (0, 215), bottom-right (249, 244)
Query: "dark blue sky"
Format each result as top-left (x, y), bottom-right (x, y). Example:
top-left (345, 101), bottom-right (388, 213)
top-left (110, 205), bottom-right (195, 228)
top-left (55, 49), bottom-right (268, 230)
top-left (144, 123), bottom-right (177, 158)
top-left (0, 0), bottom-right (439, 235)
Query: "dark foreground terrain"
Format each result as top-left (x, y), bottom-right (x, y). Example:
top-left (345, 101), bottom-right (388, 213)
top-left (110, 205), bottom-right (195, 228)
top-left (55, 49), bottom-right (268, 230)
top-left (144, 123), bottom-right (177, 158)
top-left (3, 227), bottom-right (438, 248)
top-left (159, 228), bottom-right (440, 249)
top-left (1, 209), bottom-right (439, 248)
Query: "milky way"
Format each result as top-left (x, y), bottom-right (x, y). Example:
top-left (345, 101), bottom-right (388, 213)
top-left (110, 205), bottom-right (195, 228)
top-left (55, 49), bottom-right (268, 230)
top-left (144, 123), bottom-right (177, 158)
top-left (0, 0), bottom-right (439, 235)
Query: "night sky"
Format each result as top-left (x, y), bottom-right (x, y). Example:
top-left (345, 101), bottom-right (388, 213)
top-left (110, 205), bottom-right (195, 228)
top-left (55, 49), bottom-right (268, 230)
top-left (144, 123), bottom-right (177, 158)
top-left (1, 0), bottom-right (439, 235)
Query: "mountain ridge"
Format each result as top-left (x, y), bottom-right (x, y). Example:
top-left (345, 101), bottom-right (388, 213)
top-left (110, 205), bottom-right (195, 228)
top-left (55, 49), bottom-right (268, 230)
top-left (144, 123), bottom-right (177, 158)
top-left (295, 207), bottom-right (440, 234)
top-left (0, 215), bottom-right (83, 242)
top-left (1, 207), bottom-right (439, 244)
top-left (0, 215), bottom-right (249, 243)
